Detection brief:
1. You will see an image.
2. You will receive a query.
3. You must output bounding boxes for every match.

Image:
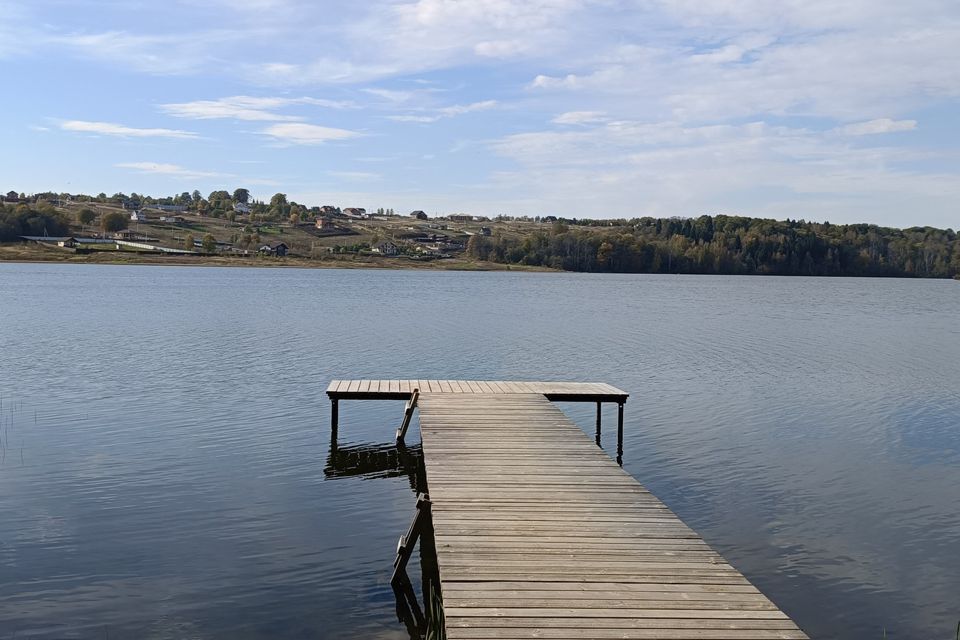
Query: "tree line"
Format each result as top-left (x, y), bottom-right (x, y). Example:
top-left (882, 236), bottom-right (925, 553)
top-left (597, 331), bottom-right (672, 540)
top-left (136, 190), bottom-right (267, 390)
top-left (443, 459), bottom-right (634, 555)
top-left (12, 188), bottom-right (391, 225)
top-left (467, 215), bottom-right (960, 278)
top-left (0, 203), bottom-right (72, 241)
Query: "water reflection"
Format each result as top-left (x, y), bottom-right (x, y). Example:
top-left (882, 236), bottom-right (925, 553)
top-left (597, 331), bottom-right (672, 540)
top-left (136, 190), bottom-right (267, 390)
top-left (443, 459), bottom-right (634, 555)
top-left (391, 511), bottom-right (441, 640)
top-left (325, 438), bottom-right (425, 495)
top-left (324, 431), bottom-right (439, 639)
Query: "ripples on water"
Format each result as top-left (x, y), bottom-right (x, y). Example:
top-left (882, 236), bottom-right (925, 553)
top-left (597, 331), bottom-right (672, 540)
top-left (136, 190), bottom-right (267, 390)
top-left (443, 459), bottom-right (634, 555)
top-left (0, 264), bottom-right (958, 638)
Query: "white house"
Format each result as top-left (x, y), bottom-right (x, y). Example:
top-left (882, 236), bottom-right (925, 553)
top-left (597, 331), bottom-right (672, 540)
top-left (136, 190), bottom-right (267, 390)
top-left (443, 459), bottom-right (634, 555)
top-left (233, 202), bottom-right (252, 214)
top-left (130, 211), bottom-right (148, 222)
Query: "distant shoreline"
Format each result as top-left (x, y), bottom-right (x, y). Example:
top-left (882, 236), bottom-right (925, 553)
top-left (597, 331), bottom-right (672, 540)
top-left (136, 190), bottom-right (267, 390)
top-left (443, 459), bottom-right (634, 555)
top-left (0, 244), bottom-right (549, 272)
top-left (3, 244), bottom-right (958, 278)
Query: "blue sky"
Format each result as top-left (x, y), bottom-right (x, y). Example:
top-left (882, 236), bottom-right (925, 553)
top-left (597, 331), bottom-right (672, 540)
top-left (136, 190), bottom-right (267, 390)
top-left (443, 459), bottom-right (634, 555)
top-left (2, 0), bottom-right (959, 227)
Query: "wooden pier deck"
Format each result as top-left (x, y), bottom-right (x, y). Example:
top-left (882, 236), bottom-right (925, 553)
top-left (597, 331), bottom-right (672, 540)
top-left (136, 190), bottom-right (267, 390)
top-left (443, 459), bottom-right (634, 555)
top-left (327, 381), bottom-right (808, 639)
top-left (325, 379), bottom-right (628, 402)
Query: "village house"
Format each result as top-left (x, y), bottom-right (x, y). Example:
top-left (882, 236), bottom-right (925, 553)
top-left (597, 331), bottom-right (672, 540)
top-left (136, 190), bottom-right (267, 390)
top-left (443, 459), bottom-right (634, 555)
top-left (373, 241), bottom-right (399, 256)
top-left (233, 202), bottom-right (252, 214)
top-left (319, 205), bottom-right (340, 216)
top-left (315, 217), bottom-right (336, 231)
top-left (159, 215), bottom-right (185, 224)
top-left (5, 191), bottom-right (20, 202)
top-left (342, 207), bottom-right (367, 219)
top-left (447, 214), bottom-right (474, 222)
top-left (258, 241), bottom-right (288, 257)
top-left (130, 210), bottom-right (148, 222)
top-left (409, 210), bottom-right (428, 220)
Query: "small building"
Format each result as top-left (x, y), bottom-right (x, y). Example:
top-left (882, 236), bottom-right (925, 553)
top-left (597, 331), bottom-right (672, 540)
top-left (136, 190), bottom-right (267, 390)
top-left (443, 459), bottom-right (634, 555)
top-left (410, 210), bottom-right (428, 220)
top-left (130, 210), bottom-right (148, 222)
top-left (373, 241), bottom-right (399, 256)
top-left (114, 230), bottom-right (139, 240)
top-left (160, 215), bottom-right (185, 224)
top-left (541, 215), bottom-right (558, 224)
top-left (447, 214), bottom-right (474, 222)
top-left (479, 226), bottom-right (492, 236)
top-left (343, 207), bottom-right (367, 219)
top-left (5, 190), bottom-right (19, 202)
top-left (258, 241), bottom-right (288, 257)
top-left (315, 217), bottom-right (336, 231)
top-left (319, 205), bottom-right (340, 215)
top-left (233, 202), bottom-right (251, 214)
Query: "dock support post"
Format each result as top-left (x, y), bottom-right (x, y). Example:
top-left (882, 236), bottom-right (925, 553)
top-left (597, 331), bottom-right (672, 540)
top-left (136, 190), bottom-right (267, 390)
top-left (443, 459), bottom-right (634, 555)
top-left (392, 492), bottom-right (431, 585)
top-left (597, 402), bottom-right (603, 447)
top-left (616, 401), bottom-right (624, 466)
top-left (396, 388), bottom-right (420, 444)
top-left (595, 402), bottom-right (602, 446)
top-left (331, 398), bottom-right (339, 430)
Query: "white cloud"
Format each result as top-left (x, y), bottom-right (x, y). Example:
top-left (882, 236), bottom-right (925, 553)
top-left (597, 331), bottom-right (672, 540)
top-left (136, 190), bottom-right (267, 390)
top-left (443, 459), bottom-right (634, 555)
top-left (388, 115), bottom-right (438, 123)
top-left (160, 96), bottom-right (351, 121)
top-left (474, 39), bottom-right (528, 58)
top-left (362, 88), bottom-right (415, 102)
top-left (438, 100), bottom-right (497, 116)
top-left (552, 111), bottom-right (608, 125)
top-left (260, 122), bottom-right (361, 145)
top-left (116, 162), bottom-right (227, 178)
top-left (60, 120), bottom-right (199, 139)
top-left (51, 30), bottom-right (238, 74)
top-left (389, 100), bottom-right (497, 123)
top-left (835, 119), bottom-right (917, 136)
top-left (242, 0), bottom-right (594, 85)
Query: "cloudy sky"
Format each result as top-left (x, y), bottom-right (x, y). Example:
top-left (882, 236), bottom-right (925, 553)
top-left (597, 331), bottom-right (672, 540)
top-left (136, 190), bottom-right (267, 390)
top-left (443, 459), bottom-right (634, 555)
top-left (2, 0), bottom-right (959, 226)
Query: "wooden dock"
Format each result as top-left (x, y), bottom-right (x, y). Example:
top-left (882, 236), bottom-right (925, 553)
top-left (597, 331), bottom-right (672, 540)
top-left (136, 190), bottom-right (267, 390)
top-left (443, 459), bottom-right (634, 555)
top-left (326, 381), bottom-right (808, 639)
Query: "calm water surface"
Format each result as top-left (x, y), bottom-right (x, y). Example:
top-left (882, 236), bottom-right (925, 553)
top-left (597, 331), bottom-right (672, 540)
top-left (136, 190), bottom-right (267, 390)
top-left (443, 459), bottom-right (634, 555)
top-left (0, 264), bottom-right (958, 639)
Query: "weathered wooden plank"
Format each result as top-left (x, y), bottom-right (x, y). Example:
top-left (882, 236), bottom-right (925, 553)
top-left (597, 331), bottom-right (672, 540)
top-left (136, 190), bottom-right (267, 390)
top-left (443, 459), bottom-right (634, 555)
top-left (443, 597), bottom-right (776, 609)
top-left (440, 582), bottom-right (763, 594)
top-left (443, 607), bottom-right (789, 619)
top-left (445, 628), bottom-right (807, 639)
top-left (445, 617), bottom-right (801, 630)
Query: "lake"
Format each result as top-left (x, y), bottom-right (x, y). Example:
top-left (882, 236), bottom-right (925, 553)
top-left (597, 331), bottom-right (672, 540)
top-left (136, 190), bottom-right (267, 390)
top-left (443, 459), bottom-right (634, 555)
top-left (1, 263), bottom-right (958, 639)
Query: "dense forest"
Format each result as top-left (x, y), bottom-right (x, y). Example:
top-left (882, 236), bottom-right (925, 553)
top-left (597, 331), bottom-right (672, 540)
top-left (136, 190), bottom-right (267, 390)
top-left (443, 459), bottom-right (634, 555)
top-left (468, 216), bottom-right (960, 278)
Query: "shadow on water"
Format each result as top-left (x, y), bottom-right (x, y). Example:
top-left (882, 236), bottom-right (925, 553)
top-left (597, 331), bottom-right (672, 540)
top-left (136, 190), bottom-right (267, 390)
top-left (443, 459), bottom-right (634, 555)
top-left (324, 428), bottom-right (441, 639)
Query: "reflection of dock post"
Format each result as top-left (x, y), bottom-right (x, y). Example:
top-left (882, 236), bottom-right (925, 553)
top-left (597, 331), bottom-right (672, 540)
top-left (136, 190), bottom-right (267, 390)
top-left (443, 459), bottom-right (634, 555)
top-left (392, 493), bottom-right (431, 585)
top-left (616, 401), bottom-right (625, 466)
top-left (595, 402), bottom-right (602, 446)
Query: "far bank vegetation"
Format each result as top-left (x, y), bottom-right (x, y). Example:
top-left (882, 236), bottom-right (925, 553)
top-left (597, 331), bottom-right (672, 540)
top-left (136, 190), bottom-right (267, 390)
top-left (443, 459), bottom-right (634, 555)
top-left (467, 216), bottom-right (960, 278)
